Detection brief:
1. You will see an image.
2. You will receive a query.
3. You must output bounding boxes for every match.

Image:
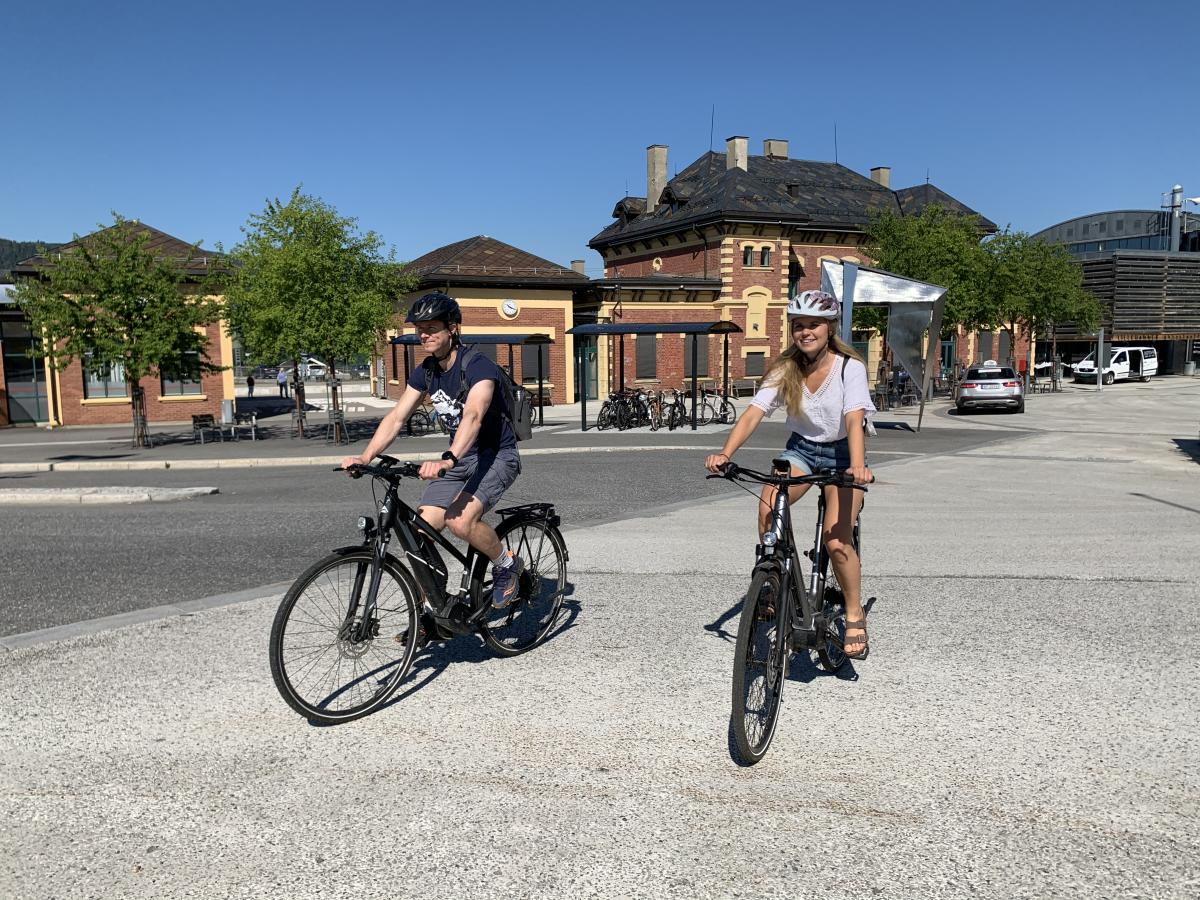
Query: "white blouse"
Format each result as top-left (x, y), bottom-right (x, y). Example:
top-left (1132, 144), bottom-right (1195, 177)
top-left (749, 356), bottom-right (876, 443)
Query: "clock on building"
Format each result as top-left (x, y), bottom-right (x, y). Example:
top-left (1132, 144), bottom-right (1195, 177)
top-left (501, 299), bottom-right (519, 317)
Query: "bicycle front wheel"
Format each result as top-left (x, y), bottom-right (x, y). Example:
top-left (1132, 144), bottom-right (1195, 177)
top-left (269, 550), bottom-right (421, 725)
top-left (731, 565), bottom-right (788, 764)
top-left (480, 518), bottom-right (568, 656)
top-left (719, 398), bottom-right (737, 425)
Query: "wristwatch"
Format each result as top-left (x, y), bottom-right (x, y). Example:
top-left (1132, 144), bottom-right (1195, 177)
top-left (440, 450), bottom-right (458, 465)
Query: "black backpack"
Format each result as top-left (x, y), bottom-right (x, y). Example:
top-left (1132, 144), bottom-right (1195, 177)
top-left (423, 345), bottom-right (533, 442)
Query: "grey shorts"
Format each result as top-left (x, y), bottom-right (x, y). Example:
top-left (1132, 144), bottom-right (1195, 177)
top-left (419, 448), bottom-right (521, 513)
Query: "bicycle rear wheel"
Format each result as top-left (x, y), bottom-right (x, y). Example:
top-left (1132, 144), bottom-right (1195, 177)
top-left (480, 518), bottom-right (568, 656)
top-left (718, 398), bottom-right (737, 425)
top-left (697, 399), bottom-right (717, 426)
top-left (731, 565), bottom-right (788, 764)
top-left (269, 550), bottom-right (421, 725)
top-left (595, 401), bottom-right (614, 431)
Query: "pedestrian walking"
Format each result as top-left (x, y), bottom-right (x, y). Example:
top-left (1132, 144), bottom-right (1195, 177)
top-left (246, 374), bottom-right (255, 397)
top-left (277, 369), bottom-right (288, 398)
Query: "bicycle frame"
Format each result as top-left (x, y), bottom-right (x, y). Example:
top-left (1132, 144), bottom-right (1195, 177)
top-left (759, 469), bottom-right (839, 651)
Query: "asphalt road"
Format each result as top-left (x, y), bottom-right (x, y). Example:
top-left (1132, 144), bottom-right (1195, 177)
top-left (0, 423), bottom-right (1016, 636)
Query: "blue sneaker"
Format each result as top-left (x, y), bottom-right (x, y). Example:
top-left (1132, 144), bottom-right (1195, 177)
top-left (491, 552), bottom-right (525, 608)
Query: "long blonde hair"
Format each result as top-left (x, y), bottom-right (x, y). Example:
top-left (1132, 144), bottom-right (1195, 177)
top-left (765, 327), bottom-right (863, 419)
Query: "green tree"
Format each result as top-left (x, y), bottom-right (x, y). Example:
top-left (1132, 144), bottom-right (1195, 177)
top-left (863, 205), bottom-right (992, 335)
top-left (222, 188), bottom-right (411, 433)
top-left (982, 231), bottom-right (1104, 369)
top-left (11, 215), bottom-right (222, 447)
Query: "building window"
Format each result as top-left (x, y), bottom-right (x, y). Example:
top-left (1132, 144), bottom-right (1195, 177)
top-left (160, 351), bottom-right (202, 396)
top-left (745, 352), bottom-right (766, 377)
top-left (759, 247), bottom-right (771, 267)
top-left (521, 343), bottom-right (550, 383)
top-left (683, 335), bottom-right (710, 378)
top-left (635, 335), bottom-right (656, 379)
top-left (83, 354), bottom-right (128, 399)
top-left (742, 246), bottom-right (754, 267)
top-left (977, 332), bottom-right (994, 362)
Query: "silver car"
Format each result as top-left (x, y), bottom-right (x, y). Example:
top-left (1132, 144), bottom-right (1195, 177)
top-left (955, 364), bottom-right (1024, 414)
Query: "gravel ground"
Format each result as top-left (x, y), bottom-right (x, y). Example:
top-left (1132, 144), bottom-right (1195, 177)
top-left (1, 382), bottom-right (1197, 898)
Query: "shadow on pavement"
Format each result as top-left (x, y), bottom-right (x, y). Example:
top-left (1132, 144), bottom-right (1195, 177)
top-left (1172, 438), bottom-right (1200, 465)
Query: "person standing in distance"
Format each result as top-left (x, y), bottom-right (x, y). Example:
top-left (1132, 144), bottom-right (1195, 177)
top-left (277, 368), bottom-right (288, 398)
top-left (705, 290), bottom-right (875, 658)
top-left (341, 292), bottom-right (524, 608)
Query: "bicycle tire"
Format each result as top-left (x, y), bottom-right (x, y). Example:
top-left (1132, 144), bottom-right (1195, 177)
top-left (731, 565), bottom-right (788, 764)
top-left (408, 410), bottom-right (432, 435)
top-left (595, 401), bottom-right (614, 431)
top-left (480, 519), bottom-right (568, 656)
top-left (697, 400), bottom-right (717, 427)
top-left (719, 398), bottom-right (737, 425)
top-left (269, 549), bottom-right (421, 725)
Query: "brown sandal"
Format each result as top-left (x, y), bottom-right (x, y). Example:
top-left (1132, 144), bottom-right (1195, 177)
top-left (844, 615), bottom-right (869, 660)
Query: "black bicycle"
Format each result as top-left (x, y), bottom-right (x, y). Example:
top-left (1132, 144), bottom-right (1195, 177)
top-left (269, 455), bottom-right (569, 725)
top-left (708, 460), bottom-right (872, 764)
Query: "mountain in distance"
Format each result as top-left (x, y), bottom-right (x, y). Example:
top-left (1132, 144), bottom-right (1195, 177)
top-left (1, 238), bottom-right (62, 279)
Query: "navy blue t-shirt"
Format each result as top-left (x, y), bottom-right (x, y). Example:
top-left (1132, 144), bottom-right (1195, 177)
top-left (407, 347), bottom-right (517, 453)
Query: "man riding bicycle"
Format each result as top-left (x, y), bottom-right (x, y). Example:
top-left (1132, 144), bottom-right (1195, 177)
top-left (341, 292), bottom-right (524, 608)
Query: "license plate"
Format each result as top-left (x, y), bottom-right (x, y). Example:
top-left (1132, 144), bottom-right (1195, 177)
top-left (982, 384), bottom-right (998, 390)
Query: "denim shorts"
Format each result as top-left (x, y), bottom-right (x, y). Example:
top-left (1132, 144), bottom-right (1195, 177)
top-left (419, 447), bottom-right (521, 513)
top-left (778, 434), bottom-right (854, 475)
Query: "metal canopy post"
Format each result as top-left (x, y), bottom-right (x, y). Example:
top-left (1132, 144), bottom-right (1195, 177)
top-left (507, 344), bottom-right (514, 377)
top-left (723, 333), bottom-right (730, 399)
top-left (619, 334), bottom-right (626, 392)
top-left (690, 335), bottom-right (699, 431)
top-left (537, 348), bottom-right (544, 427)
top-left (579, 339), bottom-right (588, 431)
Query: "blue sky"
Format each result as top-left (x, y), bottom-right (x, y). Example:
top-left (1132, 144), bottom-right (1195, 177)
top-left (4, 0), bottom-right (1196, 275)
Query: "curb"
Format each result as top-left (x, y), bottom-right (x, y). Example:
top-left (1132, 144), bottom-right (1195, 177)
top-left (0, 486), bottom-right (219, 505)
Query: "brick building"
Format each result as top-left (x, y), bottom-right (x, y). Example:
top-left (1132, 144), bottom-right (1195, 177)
top-left (3, 224), bottom-right (233, 428)
top-left (385, 236), bottom-right (587, 404)
top-left (588, 137), bottom-right (997, 393)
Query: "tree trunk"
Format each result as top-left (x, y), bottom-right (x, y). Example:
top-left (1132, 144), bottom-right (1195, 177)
top-left (327, 354), bottom-right (343, 443)
top-left (292, 356), bottom-right (304, 437)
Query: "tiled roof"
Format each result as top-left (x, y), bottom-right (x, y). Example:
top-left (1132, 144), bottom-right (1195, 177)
top-left (13, 222), bottom-right (222, 276)
top-left (591, 151), bottom-right (994, 247)
top-left (408, 235), bottom-right (586, 283)
top-left (894, 184), bottom-right (998, 231)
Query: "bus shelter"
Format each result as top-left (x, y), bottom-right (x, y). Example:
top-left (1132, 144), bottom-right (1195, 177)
top-left (390, 332), bottom-right (555, 426)
top-left (565, 321), bottom-right (743, 432)
top-left (820, 259), bottom-right (948, 431)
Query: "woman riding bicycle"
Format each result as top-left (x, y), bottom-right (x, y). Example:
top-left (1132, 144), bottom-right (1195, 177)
top-left (705, 289), bottom-right (875, 659)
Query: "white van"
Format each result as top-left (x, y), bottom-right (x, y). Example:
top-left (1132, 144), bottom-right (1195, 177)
top-left (1072, 346), bottom-right (1158, 384)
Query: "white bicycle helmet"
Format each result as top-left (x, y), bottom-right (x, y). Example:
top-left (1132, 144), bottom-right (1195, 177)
top-left (787, 289), bottom-right (840, 319)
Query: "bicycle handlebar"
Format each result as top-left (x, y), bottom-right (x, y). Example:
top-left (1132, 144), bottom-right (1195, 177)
top-left (333, 454), bottom-right (443, 480)
top-left (706, 461), bottom-right (872, 490)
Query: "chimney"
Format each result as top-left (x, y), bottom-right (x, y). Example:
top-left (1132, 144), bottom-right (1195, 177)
top-left (646, 144), bottom-right (668, 211)
top-left (1169, 184), bottom-right (1183, 252)
top-left (870, 166), bottom-right (891, 189)
top-left (570, 259), bottom-right (586, 275)
top-left (763, 138), bottom-right (788, 160)
top-left (726, 135), bottom-right (748, 171)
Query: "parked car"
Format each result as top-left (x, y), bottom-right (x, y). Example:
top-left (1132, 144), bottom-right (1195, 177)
top-left (1072, 346), bottom-right (1158, 384)
top-left (955, 362), bottom-right (1024, 414)
top-left (351, 364), bottom-right (371, 379)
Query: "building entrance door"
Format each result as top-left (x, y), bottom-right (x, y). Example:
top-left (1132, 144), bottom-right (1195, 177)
top-left (573, 341), bottom-right (598, 401)
top-left (1, 318), bottom-right (49, 424)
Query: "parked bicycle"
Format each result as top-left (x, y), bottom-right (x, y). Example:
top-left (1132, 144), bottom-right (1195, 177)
top-left (269, 455), bottom-right (569, 725)
top-left (697, 388), bottom-right (737, 426)
top-left (708, 460), bottom-right (873, 765)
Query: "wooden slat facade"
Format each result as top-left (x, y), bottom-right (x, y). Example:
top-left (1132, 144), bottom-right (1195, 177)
top-left (1055, 251), bottom-right (1200, 339)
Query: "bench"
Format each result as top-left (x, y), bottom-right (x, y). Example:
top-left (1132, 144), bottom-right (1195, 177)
top-left (191, 414), bottom-right (223, 444)
top-left (731, 378), bottom-right (760, 398)
top-left (522, 384), bottom-right (553, 407)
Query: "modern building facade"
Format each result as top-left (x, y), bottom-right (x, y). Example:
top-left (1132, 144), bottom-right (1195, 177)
top-left (588, 137), bottom-right (999, 393)
top-left (1032, 196), bottom-right (1200, 371)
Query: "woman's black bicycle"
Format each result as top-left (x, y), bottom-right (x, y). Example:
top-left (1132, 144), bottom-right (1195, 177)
top-left (708, 460), bottom-right (873, 765)
top-left (268, 454), bottom-right (569, 725)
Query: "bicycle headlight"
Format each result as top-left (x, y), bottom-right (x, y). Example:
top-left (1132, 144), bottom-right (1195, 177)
top-left (356, 516), bottom-right (372, 533)
top-left (761, 532), bottom-right (777, 547)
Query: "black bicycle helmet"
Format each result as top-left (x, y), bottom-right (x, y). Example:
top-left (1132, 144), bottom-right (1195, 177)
top-left (405, 291), bottom-right (462, 325)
